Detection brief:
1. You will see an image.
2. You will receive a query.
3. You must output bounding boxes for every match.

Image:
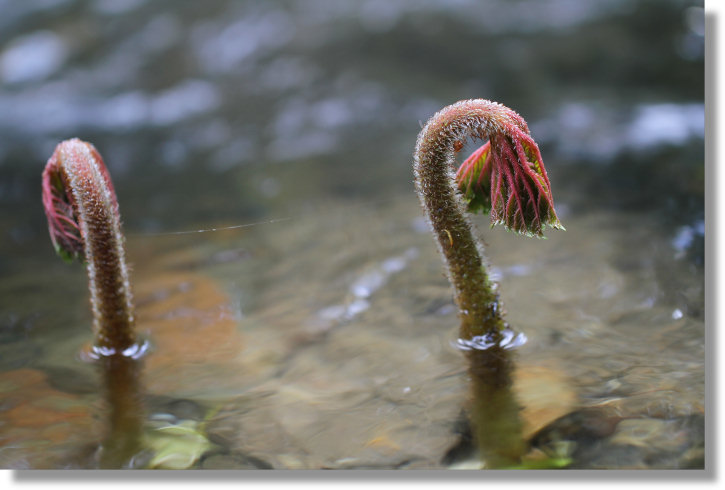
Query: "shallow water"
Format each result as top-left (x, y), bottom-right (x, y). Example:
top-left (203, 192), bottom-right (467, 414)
top-left (0, 0), bottom-right (704, 469)
top-left (0, 196), bottom-right (705, 469)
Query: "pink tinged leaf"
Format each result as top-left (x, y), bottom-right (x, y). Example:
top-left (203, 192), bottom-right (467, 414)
top-left (42, 150), bottom-right (83, 262)
top-left (456, 142), bottom-right (493, 215)
top-left (455, 127), bottom-right (564, 238)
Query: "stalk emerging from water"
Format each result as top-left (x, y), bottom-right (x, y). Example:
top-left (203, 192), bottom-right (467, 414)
top-left (42, 138), bottom-right (144, 467)
top-left (414, 99), bottom-right (563, 467)
top-left (414, 99), bottom-right (562, 341)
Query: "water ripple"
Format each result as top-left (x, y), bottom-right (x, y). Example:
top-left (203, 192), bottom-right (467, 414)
top-left (314, 247), bottom-right (419, 324)
top-left (453, 327), bottom-right (528, 352)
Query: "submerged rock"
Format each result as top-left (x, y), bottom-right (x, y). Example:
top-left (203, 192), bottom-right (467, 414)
top-left (133, 271), bottom-right (247, 397)
top-left (205, 322), bottom-right (469, 469)
top-left (0, 369), bottom-right (97, 468)
top-left (529, 407), bottom-right (704, 469)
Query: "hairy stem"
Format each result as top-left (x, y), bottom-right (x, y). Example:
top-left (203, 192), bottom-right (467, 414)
top-left (42, 138), bottom-right (136, 352)
top-left (414, 100), bottom-right (516, 340)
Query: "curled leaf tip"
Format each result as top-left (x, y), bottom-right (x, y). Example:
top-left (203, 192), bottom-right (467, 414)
top-left (456, 119), bottom-right (564, 237)
top-left (42, 138), bottom-right (117, 262)
top-left (42, 144), bottom-right (84, 262)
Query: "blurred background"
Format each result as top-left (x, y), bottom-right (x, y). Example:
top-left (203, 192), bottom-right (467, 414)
top-left (0, 0), bottom-right (706, 469)
top-left (0, 0), bottom-right (704, 242)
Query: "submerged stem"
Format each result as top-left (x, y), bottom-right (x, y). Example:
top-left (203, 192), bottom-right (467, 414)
top-left (98, 355), bottom-right (145, 468)
top-left (467, 347), bottom-right (526, 468)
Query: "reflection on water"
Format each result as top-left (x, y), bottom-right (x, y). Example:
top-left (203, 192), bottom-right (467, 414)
top-left (0, 0), bottom-right (704, 469)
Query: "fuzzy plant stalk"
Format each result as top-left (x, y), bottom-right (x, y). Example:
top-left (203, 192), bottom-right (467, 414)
top-left (414, 99), bottom-right (562, 342)
top-left (414, 99), bottom-right (563, 467)
top-left (42, 138), bottom-right (144, 467)
top-left (42, 138), bottom-right (136, 353)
